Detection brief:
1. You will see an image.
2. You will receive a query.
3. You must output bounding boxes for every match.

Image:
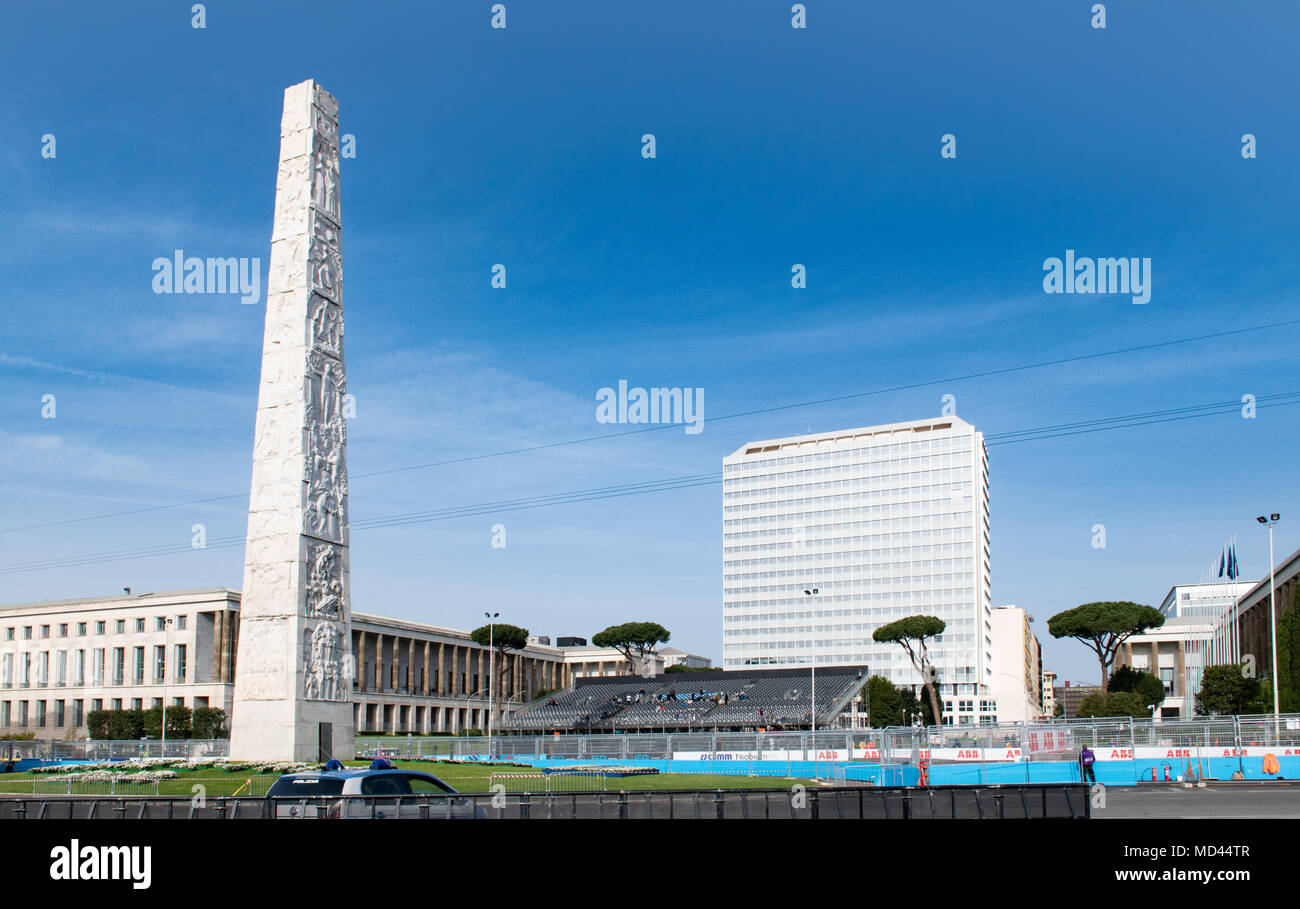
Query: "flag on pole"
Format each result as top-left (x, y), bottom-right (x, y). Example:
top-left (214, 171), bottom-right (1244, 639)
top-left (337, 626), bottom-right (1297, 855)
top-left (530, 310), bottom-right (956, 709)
top-left (1219, 550), bottom-right (1226, 578)
top-left (1228, 544), bottom-right (1238, 580)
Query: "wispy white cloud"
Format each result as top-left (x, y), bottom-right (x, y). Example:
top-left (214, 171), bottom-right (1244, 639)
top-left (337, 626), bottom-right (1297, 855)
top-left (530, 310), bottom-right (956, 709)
top-left (0, 352), bottom-right (248, 402)
top-left (21, 206), bottom-right (263, 249)
top-left (0, 429), bottom-right (152, 484)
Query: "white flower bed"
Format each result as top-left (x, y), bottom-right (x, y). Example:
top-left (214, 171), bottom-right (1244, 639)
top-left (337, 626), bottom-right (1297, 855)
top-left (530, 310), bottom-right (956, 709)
top-left (58, 771), bottom-right (178, 783)
top-left (32, 758), bottom-right (314, 775)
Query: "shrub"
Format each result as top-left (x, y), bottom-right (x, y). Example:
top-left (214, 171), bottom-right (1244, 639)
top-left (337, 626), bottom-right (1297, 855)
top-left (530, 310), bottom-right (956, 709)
top-left (86, 710), bottom-right (110, 740)
top-left (143, 705), bottom-right (192, 739)
top-left (105, 709), bottom-right (145, 740)
top-left (191, 708), bottom-right (227, 739)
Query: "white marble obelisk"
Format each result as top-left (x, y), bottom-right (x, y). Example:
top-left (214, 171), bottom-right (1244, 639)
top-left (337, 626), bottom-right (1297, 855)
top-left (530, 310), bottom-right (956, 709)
top-left (230, 80), bottom-right (354, 762)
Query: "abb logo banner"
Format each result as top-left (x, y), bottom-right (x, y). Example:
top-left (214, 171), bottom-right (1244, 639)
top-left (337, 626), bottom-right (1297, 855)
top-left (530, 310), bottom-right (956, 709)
top-left (1131, 746), bottom-right (1300, 759)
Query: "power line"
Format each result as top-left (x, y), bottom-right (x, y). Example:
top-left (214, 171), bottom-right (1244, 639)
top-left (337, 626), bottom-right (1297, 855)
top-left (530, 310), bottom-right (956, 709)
top-left (985, 392), bottom-right (1300, 445)
top-left (2, 391), bottom-right (1293, 577)
top-left (0, 474), bottom-right (722, 576)
top-left (3, 317), bottom-right (1296, 537)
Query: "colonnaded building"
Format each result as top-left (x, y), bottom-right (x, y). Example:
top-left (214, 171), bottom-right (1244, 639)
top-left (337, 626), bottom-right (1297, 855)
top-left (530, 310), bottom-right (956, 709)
top-left (0, 587), bottom-right (697, 740)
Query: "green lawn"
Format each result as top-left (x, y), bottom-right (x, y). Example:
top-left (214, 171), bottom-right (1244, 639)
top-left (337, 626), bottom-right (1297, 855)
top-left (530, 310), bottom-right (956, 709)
top-left (0, 771), bottom-right (277, 797)
top-left (0, 761), bottom-right (815, 797)
top-left (355, 760), bottom-right (816, 792)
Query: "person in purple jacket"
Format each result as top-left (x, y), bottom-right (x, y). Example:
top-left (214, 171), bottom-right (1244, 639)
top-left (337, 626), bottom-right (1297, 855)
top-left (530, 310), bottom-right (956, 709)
top-left (1080, 746), bottom-right (1097, 783)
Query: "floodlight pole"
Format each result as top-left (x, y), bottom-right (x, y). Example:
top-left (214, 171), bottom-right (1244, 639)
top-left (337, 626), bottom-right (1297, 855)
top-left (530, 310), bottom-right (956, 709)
top-left (161, 617), bottom-right (173, 754)
top-left (485, 612), bottom-right (498, 761)
top-left (804, 588), bottom-right (818, 735)
top-left (1261, 518), bottom-right (1281, 742)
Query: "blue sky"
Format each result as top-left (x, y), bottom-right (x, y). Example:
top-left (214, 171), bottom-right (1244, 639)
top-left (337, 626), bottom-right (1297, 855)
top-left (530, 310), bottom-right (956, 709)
top-left (1, 0), bottom-right (1298, 686)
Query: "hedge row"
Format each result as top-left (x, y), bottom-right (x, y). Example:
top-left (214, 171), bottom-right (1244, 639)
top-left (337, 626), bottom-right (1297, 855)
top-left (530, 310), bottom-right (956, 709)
top-left (85, 706), bottom-right (227, 740)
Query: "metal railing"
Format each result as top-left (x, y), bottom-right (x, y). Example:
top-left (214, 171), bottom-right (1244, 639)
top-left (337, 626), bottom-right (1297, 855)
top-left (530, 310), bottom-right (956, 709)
top-left (354, 712), bottom-right (1300, 761)
top-left (487, 770), bottom-right (609, 794)
top-left (0, 775), bottom-right (275, 797)
top-left (0, 711), bottom-right (1293, 766)
top-left (0, 739), bottom-right (230, 761)
top-left (0, 784), bottom-right (1090, 820)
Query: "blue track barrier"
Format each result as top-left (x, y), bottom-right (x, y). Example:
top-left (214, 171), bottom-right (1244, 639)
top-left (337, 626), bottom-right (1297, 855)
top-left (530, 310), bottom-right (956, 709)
top-left (468, 753), bottom-right (1300, 786)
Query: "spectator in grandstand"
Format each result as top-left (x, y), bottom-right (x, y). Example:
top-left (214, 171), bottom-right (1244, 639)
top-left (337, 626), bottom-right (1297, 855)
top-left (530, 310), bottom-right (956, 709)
top-left (1079, 746), bottom-right (1096, 783)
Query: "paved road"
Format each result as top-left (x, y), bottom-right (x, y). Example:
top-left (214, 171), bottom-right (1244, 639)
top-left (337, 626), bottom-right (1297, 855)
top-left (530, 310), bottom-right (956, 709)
top-left (1096, 782), bottom-right (1300, 818)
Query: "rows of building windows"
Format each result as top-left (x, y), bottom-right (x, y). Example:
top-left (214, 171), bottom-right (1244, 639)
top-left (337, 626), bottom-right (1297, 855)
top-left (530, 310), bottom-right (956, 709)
top-left (724, 425), bottom-right (990, 685)
top-left (725, 588), bottom-right (978, 610)
top-left (722, 473), bottom-right (977, 494)
top-left (724, 454), bottom-right (976, 485)
top-left (726, 534), bottom-right (974, 560)
top-left (725, 540), bottom-right (975, 566)
top-left (725, 584), bottom-right (977, 601)
top-left (725, 510), bottom-right (979, 534)
top-left (726, 651), bottom-right (985, 686)
top-left (723, 629), bottom-right (981, 647)
top-left (725, 513), bottom-right (975, 539)
top-left (0, 644), bottom-right (188, 688)
top-left (724, 434), bottom-right (975, 474)
top-left (726, 567), bottom-right (976, 588)
top-left (723, 605), bottom-right (978, 622)
top-left (724, 474), bottom-right (976, 504)
top-left (724, 491), bottom-right (976, 520)
top-left (724, 627), bottom-right (981, 649)
top-left (3, 614), bottom-right (188, 642)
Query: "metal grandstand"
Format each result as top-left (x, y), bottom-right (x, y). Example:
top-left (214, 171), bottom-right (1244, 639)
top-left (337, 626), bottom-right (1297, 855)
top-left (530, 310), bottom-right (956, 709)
top-left (504, 666), bottom-right (869, 732)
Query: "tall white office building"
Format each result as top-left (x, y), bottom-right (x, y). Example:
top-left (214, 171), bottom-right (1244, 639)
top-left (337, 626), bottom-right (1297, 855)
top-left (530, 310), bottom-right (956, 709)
top-left (722, 417), bottom-right (993, 719)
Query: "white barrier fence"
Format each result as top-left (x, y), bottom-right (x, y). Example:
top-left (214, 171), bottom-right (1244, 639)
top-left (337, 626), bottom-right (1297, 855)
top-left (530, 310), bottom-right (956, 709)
top-left (357, 713), bottom-right (1300, 764)
top-left (488, 771), bottom-right (609, 793)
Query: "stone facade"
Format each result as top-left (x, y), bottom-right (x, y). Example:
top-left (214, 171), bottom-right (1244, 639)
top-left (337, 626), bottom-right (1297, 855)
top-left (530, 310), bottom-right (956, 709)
top-left (0, 589), bottom-right (239, 739)
top-left (0, 588), bottom-right (679, 741)
top-left (230, 80), bottom-right (354, 761)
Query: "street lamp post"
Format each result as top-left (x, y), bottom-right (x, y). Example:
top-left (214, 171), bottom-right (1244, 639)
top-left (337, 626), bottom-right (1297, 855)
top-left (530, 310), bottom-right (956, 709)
top-left (161, 617), bottom-right (173, 754)
top-left (484, 611), bottom-right (499, 760)
top-left (1257, 514), bottom-right (1282, 742)
top-left (804, 588), bottom-right (818, 734)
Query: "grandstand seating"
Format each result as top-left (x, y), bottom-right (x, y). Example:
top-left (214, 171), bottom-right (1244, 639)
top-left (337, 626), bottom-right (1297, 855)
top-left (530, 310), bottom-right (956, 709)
top-left (510, 679), bottom-right (651, 730)
top-left (505, 666), bottom-right (867, 732)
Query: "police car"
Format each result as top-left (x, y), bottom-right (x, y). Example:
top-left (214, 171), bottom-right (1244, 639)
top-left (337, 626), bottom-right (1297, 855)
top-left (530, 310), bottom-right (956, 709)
top-left (266, 759), bottom-right (484, 818)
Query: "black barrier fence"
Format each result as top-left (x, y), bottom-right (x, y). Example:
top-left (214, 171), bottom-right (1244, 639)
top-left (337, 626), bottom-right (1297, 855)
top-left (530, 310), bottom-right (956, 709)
top-left (0, 783), bottom-right (1089, 819)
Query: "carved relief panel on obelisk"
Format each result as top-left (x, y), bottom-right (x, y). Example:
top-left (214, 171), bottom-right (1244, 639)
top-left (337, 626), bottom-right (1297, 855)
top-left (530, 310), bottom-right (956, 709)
top-left (230, 80), bottom-right (354, 761)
